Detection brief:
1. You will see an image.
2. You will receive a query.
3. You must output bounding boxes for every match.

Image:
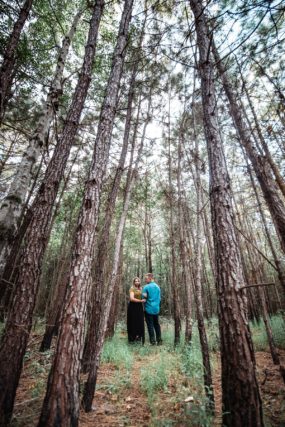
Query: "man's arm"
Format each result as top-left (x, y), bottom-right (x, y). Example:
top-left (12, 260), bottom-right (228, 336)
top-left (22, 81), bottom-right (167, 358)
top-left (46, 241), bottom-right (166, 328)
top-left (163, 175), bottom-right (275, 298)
top-left (142, 285), bottom-right (148, 299)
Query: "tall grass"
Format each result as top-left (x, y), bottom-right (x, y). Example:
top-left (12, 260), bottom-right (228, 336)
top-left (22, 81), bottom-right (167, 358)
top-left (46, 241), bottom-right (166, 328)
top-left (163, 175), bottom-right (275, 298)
top-left (250, 314), bottom-right (285, 351)
top-left (101, 332), bottom-right (134, 369)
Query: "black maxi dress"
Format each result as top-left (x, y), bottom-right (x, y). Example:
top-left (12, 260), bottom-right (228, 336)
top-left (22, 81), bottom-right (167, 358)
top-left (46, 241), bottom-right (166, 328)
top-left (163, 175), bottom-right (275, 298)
top-left (127, 286), bottom-right (145, 344)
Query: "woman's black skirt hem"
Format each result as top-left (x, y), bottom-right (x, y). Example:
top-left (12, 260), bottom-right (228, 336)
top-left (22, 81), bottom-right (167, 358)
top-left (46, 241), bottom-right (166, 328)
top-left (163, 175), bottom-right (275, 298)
top-left (127, 301), bottom-right (145, 344)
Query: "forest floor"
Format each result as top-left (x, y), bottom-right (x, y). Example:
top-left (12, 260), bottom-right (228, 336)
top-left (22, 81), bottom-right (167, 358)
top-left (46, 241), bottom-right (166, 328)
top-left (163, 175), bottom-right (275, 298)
top-left (11, 317), bottom-right (285, 426)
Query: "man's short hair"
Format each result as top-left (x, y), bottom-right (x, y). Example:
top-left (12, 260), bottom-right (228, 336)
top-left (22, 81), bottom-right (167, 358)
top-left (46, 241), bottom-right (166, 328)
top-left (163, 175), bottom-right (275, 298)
top-left (145, 272), bottom-right (154, 280)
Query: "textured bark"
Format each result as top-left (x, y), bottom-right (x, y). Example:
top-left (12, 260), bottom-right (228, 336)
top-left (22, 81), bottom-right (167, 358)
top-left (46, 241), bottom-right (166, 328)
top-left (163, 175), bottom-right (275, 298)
top-left (238, 202), bottom-right (285, 382)
top-left (177, 136), bottom-right (192, 344)
top-left (39, 254), bottom-right (70, 352)
top-left (105, 243), bottom-right (123, 339)
top-left (193, 140), bottom-right (214, 406)
top-left (240, 75), bottom-right (285, 198)
top-left (82, 65), bottom-right (143, 371)
top-left (167, 94), bottom-right (181, 346)
top-left (212, 43), bottom-right (285, 254)
top-left (245, 157), bottom-right (285, 293)
top-left (0, 8), bottom-right (83, 277)
top-left (82, 101), bottom-right (145, 411)
top-left (0, 0), bottom-right (33, 123)
top-left (0, 3), bottom-right (104, 425)
top-left (37, 1), bottom-right (133, 425)
top-left (189, 1), bottom-right (264, 425)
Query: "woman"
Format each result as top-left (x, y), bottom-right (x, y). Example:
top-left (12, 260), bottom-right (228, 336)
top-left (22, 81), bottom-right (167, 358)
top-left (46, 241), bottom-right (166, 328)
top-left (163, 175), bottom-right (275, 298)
top-left (127, 277), bottom-right (145, 344)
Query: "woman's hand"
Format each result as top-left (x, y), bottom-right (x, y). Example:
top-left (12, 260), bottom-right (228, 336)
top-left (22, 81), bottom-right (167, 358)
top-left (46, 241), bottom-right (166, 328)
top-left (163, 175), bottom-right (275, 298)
top-left (141, 299), bottom-right (146, 303)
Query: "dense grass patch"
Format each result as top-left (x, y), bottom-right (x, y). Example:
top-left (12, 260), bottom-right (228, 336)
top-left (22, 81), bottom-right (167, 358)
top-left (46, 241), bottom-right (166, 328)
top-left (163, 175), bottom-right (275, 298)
top-left (101, 332), bottom-right (134, 369)
top-left (250, 314), bottom-right (285, 351)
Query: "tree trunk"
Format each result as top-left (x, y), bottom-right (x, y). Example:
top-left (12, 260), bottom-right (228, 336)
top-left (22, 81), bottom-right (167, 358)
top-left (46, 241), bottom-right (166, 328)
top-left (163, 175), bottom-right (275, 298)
top-left (245, 156), bottom-right (285, 293)
top-left (0, 8), bottom-right (83, 277)
top-left (240, 72), bottom-right (285, 198)
top-left (0, 137), bottom-right (17, 176)
top-left (177, 134), bottom-right (192, 344)
top-left (193, 134), bottom-right (214, 407)
top-left (82, 61), bottom-right (145, 371)
top-left (212, 42), bottom-right (285, 255)
top-left (105, 242), bottom-right (123, 339)
top-left (37, 2), bottom-right (133, 425)
top-left (168, 114), bottom-right (181, 346)
top-left (0, 0), bottom-right (33, 123)
top-left (189, 1), bottom-right (264, 425)
top-left (82, 102), bottom-right (145, 411)
top-left (0, 3), bottom-right (104, 424)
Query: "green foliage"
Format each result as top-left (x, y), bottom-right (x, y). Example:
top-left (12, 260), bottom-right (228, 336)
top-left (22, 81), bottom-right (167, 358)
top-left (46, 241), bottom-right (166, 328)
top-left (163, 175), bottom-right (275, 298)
top-left (101, 333), bottom-right (134, 370)
top-left (140, 354), bottom-right (170, 397)
top-left (251, 314), bottom-right (285, 351)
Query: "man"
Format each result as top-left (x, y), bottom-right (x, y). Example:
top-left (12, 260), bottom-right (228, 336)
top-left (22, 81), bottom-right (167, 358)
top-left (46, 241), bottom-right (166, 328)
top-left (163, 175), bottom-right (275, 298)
top-left (143, 273), bottom-right (162, 345)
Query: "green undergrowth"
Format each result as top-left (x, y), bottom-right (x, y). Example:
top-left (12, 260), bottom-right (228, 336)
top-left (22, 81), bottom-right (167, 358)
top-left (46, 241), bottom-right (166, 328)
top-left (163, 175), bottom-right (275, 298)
top-left (1, 314), bottom-right (285, 426)
top-left (99, 314), bottom-right (285, 425)
top-left (101, 332), bottom-right (134, 369)
top-left (250, 314), bottom-right (285, 351)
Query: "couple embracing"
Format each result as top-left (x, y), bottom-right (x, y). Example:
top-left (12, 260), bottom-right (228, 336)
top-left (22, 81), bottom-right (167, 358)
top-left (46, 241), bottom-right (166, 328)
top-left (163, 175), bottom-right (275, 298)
top-left (127, 272), bottom-right (162, 345)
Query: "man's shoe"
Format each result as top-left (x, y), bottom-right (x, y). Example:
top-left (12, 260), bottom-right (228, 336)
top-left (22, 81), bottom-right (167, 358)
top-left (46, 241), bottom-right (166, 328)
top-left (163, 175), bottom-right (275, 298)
top-left (157, 340), bottom-right (163, 345)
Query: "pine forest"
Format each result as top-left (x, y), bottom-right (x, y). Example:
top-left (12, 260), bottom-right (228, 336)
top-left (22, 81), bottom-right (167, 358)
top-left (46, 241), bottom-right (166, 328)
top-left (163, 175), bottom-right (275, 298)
top-left (0, 0), bottom-right (285, 426)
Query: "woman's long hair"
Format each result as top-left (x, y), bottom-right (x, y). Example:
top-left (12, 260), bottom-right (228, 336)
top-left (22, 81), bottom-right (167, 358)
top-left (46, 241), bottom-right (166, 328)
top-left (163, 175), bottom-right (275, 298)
top-left (132, 277), bottom-right (141, 289)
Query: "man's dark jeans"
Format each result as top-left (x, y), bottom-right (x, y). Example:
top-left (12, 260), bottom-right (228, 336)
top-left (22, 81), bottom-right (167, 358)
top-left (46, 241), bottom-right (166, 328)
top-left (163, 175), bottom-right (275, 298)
top-left (145, 312), bottom-right (161, 344)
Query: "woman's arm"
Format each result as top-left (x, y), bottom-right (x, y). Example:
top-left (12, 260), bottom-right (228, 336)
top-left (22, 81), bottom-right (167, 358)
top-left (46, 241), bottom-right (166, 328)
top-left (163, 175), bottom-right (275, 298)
top-left (130, 291), bottom-right (145, 303)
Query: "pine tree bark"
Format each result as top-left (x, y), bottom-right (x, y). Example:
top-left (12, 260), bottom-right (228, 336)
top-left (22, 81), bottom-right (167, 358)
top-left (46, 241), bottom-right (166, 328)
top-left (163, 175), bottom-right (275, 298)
top-left (82, 61), bottom-right (145, 371)
top-left (177, 136), bottom-right (192, 344)
top-left (82, 103), bottom-right (144, 411)
top-left (189, 1), bottom-right (264, 425)
top-left (245, 157), bottom-right (285, 293)
top-left (0, 0), bottom-right (33, 124)
top-left (239, 72), bottom-right (285, 198)
top-left (212, 43), bottom-right (285, 254)
top-left (0, 8), bottom-right (83, 277)
top-left (0, 3), bottom-right (104, 424)
top-left (37, 1), bottom-right (133, 425)
top-left (193, 139), bottom-right (214, 406)
top-left (167, 92), bottom-right (181, 346)
top-left (105, 244), bottom-right (123, 339)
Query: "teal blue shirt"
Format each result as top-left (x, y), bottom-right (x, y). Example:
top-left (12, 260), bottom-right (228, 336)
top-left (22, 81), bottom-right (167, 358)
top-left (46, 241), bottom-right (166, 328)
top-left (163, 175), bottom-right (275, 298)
top-left (143, 281), bottom-right (161, 315)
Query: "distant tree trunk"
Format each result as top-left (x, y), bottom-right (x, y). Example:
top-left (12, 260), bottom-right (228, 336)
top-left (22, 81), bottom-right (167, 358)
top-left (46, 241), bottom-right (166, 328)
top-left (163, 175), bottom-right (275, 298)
top-left (251, 58), bottom-right (285, 128)
top-left (189, 1), bottom-right (264, 426)
top-left (239, 72), bottom-right (285, 197)
top-left (167, 99), bottom-right (181, 345)
top-left (177, 135), bottom-right (192, 344)
top-left (0, 2), bottom-right (104, 424)
top-left (82, 107), bottom-right (145, 411)
top-left (37, 2), bottom-right (133, 425)
top-left (258, 286), bottom-right (285, 383)
top-left (0, 137), bottom-right (17, 176)
top-left (0, 146), bottom-right (78, 319)
top-left (82, 47), bottom-right (147, 370)
top-left (83, 86), bottom-right (152, 369)
top-left (201, 190), bottom-right (216, 279)
top-left (39, 209), bottom-right (74, 352)
top-left (212, 42), bottom-right (285, 255)
top-left (245, 158), bottom-right (285, 293)
top-left (193, 138), bottom-right (214, 407)
top-left (106, 242), bottom-right (124, 338)
top-left (0, 8), bottom-right (83, 277)
top-left (0, 0), bottom-right (33, 124)
top-left (143, 173), bottom-right (153, 273)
